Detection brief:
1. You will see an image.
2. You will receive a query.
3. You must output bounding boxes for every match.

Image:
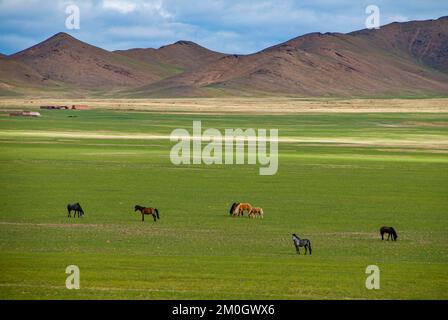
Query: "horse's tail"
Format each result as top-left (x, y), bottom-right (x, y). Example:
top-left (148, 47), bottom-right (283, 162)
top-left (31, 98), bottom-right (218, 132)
top-left (155, 209), bottom-right (160, 220)
top-left (308, 241), bottom-right (312, 255)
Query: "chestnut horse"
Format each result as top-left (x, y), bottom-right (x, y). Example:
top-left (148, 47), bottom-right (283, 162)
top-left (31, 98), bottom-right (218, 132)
top-left (236, 203), bottom-right (253, 216)
top-left (134, 205), bottom-right (160, 222)
top-left (248, 207), bottom-right (264, 219)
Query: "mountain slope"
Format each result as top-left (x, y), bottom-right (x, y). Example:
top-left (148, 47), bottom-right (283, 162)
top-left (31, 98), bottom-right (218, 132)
top-left (10, 33), bottom-right (175, 89)
top-left (1, 17), bottom-right (447, 97)
top-left (115, 40), bottom-right (225, 72)
top-left (0, 54), bottom-right (66, 96)
top-left (351, 16), bottom-right (448, 73)
top-left (128, 17), bottom-right (448, 97)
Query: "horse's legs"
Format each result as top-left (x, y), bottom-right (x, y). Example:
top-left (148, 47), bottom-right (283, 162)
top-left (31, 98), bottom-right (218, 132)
top-left (387, 233), bottom-right (390, 241)
top-left (381, 232), bottom-right (384, 240)
top-left (142, 214), bottom-right (144, 222)
top-left (153, 214), bottom-right (156, 222)
top-left (68, 209), bottom-right (71, 218)
top-left (296, 246), bottom-right (300, 255)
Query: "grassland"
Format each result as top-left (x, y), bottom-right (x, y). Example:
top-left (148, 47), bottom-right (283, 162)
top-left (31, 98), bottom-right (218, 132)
top-left (0, 99), bottom-right (447, 299)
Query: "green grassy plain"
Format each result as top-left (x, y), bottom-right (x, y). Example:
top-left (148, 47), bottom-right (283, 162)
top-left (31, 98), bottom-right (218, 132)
top-left (0, 107), bottom-right (447, 299)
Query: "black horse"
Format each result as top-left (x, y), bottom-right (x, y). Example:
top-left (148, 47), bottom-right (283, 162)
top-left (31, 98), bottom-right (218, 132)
top-left (292, 234), bottom-right (312, 255)
top-left (380, 226), bottom-right (398, 241)
top-left (67, 203), bottom-right (84, 218)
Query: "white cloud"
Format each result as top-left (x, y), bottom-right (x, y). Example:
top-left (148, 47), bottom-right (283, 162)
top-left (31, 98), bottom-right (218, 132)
top-left (103, 0), bottom-right (137, 14)
top-left (142, 0), bottom-right (172, 18)
top-left (102, 0), bottom-right (172, 17)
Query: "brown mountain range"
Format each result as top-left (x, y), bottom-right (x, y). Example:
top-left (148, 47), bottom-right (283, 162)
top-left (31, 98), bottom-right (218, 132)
top-left (1, 17), bottom-right (447, 97)
top-left (115, 40), bottom-right (225, 72)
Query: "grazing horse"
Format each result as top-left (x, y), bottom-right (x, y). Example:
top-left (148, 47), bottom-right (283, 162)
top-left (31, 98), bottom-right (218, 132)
top-left (380, 226), bottom-right (398, 241)
top-left (248, 207), bottom-right (264, 219)
top-left (67, 203), bottom-right (84, 218)
top-left (134, 205), bottom-right (160, 222)
top-left (292, 234), bottom-right (312, 255)
top-left (229, 202), bottom-right (240, 216)
top-left (236, 203), bottom-right (253, 217)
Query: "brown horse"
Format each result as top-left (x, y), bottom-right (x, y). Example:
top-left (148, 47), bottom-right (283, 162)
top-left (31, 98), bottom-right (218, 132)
top-left (135, 205), bottom-right (160, 222)
top-left (248, 207), bottom-right (264, 219)
top-left (236, 203), bottom-right (253, 217)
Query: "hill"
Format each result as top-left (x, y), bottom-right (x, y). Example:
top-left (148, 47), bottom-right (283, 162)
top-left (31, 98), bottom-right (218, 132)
top-left (1, 17), bottom-right (447, 97)
top-left (128, 17), bottom-right (448, 97)
top-left (9, 33), bottom-right (178, 89)
top-left (115, 40), bottom-right (225, 72)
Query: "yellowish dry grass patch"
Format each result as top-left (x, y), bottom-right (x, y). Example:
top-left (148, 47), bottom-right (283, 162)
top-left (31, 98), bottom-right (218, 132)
top-left (1, 98), bottom-right (448, 114)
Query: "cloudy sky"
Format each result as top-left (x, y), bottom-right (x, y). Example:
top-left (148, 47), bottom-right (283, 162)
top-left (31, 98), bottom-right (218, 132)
top-left (0, 0), bottom-right (446, 55)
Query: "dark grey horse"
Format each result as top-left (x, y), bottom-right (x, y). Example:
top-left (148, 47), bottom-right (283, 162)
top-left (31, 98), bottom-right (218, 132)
top-left (380, 226), bottom-right (398, 241)
top-left (67, 203), bottom-right (84, 218)
top-left (292, 234), bottom-right (312, 255)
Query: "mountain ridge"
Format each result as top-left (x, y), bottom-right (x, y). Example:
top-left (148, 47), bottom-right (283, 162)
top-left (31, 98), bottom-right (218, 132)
top-left (1, 17), bottom-right (447, 98)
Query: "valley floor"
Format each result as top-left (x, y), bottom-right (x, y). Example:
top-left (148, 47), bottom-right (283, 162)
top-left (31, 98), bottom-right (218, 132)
top-left (0, 98), bottom-right (447, 299)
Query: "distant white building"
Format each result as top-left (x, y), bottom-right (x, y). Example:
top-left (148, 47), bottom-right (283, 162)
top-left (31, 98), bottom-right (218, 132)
top-left (10, 111), bottom-right (42, 117)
